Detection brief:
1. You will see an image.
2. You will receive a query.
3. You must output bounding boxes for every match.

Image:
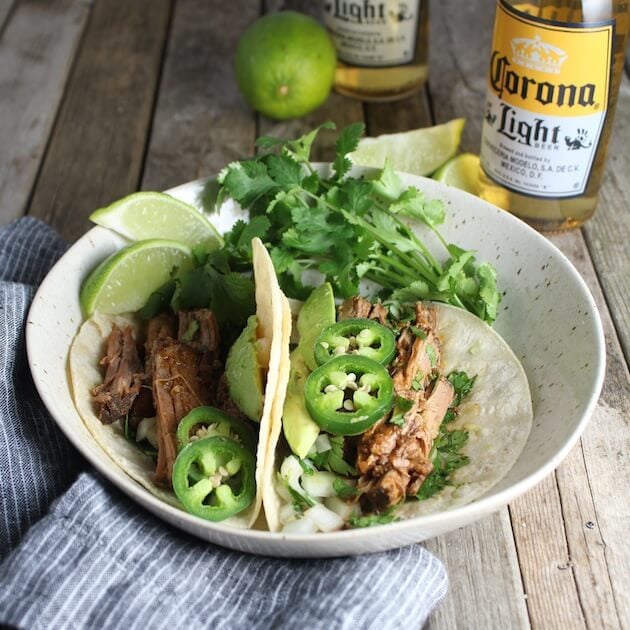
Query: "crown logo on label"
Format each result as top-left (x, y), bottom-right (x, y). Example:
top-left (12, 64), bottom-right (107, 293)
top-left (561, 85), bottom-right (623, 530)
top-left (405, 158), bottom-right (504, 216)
top-left (510, 35), bottom-right (568, 74)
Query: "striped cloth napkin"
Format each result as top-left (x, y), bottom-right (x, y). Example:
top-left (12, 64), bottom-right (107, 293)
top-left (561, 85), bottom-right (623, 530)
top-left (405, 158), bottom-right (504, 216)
top-left (0, 218), bottom-right (448, 630)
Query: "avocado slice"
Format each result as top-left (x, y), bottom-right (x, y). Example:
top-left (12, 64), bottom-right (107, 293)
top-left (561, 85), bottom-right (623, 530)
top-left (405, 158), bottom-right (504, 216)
top-left (225, 314), bottom-right (264, 422)
top-left (296, 283), bottom-right (336, 371)
top-left (282, 283), bottom-right (336, 457)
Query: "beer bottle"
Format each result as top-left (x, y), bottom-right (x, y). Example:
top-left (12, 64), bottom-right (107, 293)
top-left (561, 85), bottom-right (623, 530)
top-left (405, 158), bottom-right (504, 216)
top-left (479, 1), bottom-right (630, 230)
top-left (322, 1), bottom-right (429, 101)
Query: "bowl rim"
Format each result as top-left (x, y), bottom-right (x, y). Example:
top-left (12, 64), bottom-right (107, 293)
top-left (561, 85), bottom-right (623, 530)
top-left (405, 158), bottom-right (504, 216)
top-left (25, 172), bottom-right (606, 545)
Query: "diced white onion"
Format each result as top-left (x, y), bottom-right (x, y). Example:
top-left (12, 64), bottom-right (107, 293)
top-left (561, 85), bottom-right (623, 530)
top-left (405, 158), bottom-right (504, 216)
top-left (304, 504), bottom-right (345, 533)
top-left (282, 518), bottom-right (318, 534)
top-left (275, 478), bottom-right (292, 503)
top-left (314, 434), bottom-right (331, 454)
top-left (324, 496), bottom-right (355, 521)
top-left (136, 417), bottom-right (158, 448)
top-left (302, 471), bottom-right (337, 498)
top-left (279, 503), bottom-right (297, 525)
top-left (280, 455), bottom-right (305, 495)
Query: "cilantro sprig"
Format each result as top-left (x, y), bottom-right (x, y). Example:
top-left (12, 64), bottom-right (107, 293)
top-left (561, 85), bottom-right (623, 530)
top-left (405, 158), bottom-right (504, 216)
top-left (416, 370), bottom-right (476, 501)
top-left (217, 123), bottom-right (500, 323)
top-left (348, 509), bottom-right (398, 528)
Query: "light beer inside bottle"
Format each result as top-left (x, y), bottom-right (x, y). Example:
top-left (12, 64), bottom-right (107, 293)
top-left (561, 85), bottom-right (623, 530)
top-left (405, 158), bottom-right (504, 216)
top-left (479, 1), bottom-right (630, 231)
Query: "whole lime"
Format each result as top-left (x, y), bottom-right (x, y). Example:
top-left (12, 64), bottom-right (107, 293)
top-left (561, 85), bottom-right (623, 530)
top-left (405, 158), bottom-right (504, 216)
top-left (235, 11), bottom-right (336, 120)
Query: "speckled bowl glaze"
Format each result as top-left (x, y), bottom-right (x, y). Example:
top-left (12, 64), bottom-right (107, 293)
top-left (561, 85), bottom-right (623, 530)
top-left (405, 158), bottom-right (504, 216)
top-left (26, 168), bottom-right (605, 558)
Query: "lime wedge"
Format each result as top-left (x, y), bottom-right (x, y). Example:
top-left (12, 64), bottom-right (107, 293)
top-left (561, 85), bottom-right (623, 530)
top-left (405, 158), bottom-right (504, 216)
top-left (90, 192), bottom-right (223, 251)
top-left (349, 118), bottom-right (466, 177)
top-left (433, 153), bottom-right (481, 195)
top-left (80, 239), bottom-right (193, 316)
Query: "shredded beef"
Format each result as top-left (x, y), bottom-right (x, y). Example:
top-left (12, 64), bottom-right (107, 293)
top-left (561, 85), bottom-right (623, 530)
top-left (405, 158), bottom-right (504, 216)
top-left (338, 296), bottom-right (373, 320)
top-left (356, 303), bottom-right (455, 513)
top-left (92, 325), bottom-right (143, 424)
top-left (153, 342), bottom-right (204, 484)
top-left (178, 309), bottom-right (222, 402)
top-left (145, 313), bottom-right (177, 379)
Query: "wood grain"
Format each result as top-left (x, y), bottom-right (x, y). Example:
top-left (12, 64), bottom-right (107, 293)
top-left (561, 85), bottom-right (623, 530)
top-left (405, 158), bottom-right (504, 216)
top-left (425, 512), bottom-right (530, 630)
top-left (0, 0), bottom-right (15, 31)
top-left (0, 0), bottom-right (91, 227)
top-left (26, 0), bottom-right (172, 241)
top-left (140, 0), bottom-right (259, 190)
top-left (582, 76), bottom-right (630, 365)
top-left (509, 476), bottom-right (586, 629)
top-left (547, 229), bottom-right (630, 629)
top-left (426, 0), bottom-right (494, 152)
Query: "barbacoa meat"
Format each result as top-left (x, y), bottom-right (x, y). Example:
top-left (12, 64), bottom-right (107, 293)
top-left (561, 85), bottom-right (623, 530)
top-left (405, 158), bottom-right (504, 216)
top-left (355, 302), bottom-right (455, 513)
top-left (152, 341), bottom-right (204, 484)
top-left (92, 307), bottom-right (235, 487)
top-left (150, 309), bottom-right (222, 485)
top-left (92, 324), bottom-right (143, 424)
top-left (177, 309), bottom-right (222, 402)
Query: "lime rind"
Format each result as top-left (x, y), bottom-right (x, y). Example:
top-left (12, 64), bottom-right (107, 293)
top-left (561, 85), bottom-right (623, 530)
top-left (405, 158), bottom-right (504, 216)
top-left (90, 191), bottom-right (223, 251)
top-left (80, 239), bottom-right (193, 316)
top-left (349, 118), bottom-right (466, 177)
top-left (433, 153), bottom-right (481, 195)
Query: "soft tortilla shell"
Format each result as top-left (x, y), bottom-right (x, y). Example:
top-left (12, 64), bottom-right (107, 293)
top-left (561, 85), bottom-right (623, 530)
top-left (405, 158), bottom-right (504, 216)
top-left (69, 239), bottom-right (287, 529)
top-left (265, 302), bottom-right (533, 528)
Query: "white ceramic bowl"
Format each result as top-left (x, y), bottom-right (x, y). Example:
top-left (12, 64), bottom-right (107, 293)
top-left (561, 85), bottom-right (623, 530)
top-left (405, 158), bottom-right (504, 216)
top-left (26, 169), bottom-right (605, 558)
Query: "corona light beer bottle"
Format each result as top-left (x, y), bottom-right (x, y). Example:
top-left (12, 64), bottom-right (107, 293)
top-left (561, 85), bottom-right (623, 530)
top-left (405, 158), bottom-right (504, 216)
top-left (479, 1), bottom-right (630, 230)
top-left (322, 0), bottom-right (429, 100)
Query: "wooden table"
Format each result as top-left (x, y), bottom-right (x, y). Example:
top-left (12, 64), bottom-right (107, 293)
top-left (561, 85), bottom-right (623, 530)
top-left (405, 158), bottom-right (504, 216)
top-left (1, 1), bottom-right (628, 627)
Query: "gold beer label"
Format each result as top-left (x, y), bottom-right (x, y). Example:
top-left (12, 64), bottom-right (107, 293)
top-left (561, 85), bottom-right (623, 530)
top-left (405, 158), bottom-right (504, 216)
top-left (323, 0), bottom-right (421, 67)
top-left (480, 1), bottom-right (614, 198)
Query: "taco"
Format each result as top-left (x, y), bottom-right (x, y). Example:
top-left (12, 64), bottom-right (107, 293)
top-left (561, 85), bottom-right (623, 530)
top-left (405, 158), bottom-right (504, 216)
top-left (263, 284), bottom-right (533, 533)
top-left (69, 238), bottom-right (290, 528)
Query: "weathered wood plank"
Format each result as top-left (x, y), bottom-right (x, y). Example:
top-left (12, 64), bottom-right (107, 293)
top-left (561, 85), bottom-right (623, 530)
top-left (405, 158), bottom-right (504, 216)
top-left (547, 230), bottom-right (630, 629)
top-left (509, 476), bottom-right (586, 629)
top-left (425, 512), bottom-right (530, 630)
top-left (508, 228), bottom-right (630, 630)
top-left (0, 0), bottom-right (92, 227)
top-left (425, 0), bottom-right (494, 153)
top-left (26, 0), bottom-right (172, 241)
top-left (0, 0), bottom-right (15, 31)
top-left (583, 76), bottom-right (630, 365)
top-left (365, 88), bottom-right (432, 135)
top-left (140, 0), bottom-right (259, 190)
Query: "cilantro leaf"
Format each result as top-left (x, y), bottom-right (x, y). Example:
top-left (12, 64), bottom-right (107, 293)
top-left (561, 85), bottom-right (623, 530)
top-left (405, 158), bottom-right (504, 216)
top-left (389, 395), bottom-right (414, 427)
top-left (447, 371), bottom-right (477, 407)
top-left (310, 436), bottom-right (356, 476)
top-left (416, 429), bottom-right (470, 500)
top-left (218, 122), bottom-right (501, 325)
top-left (371, 159), bottom-right (405, 201)
top-left (219, 160), bottom-right (278, 207)
top-left (348, 508), bottom-right (398, 528)
top-left (332, 122), bottom-right (365, 180)
top-left (139, 279), bottom-right (176, 320)
top-left (410, 325), bottom-right (427, 339)
top-left (265, 154), bottom-right (304, 188)
top-left (333, 478), bottom-right (358, 500)
top-left (287, 122), bottom-right (336, 163)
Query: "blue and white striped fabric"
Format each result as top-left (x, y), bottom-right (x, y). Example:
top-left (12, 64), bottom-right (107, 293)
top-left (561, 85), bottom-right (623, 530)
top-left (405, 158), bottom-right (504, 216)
top-left (0, 218), bottom-right (448, 630)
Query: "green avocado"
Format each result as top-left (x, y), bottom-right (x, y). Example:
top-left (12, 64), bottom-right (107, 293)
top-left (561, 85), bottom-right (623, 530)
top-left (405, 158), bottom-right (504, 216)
top-left (225, 314), bottom-right (263, 422)
top-left (282, 283), bottom-right (336, 457)
top-left (296, 283), bottom-right (336, 371)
